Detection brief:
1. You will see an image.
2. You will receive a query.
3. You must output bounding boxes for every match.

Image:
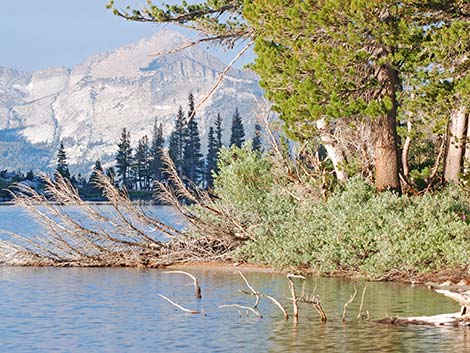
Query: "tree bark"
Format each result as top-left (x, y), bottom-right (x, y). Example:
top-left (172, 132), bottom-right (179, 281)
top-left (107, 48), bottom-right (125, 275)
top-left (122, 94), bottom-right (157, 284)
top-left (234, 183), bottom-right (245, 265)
top-left (316, 118), bottom-right (348, 182)
top-left (463, 109), bottom-right (470, 175)
top-left (372, 66), bottom-right (402, 194)
top-left (402, 120), bottom-right (412, 178)
top-left (444, 106), bottom-right (468, 184)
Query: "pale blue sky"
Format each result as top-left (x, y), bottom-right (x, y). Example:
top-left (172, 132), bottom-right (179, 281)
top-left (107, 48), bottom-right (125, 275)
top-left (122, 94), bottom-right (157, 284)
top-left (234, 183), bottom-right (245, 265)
top-left (0, 0), bottom-right (253, 72)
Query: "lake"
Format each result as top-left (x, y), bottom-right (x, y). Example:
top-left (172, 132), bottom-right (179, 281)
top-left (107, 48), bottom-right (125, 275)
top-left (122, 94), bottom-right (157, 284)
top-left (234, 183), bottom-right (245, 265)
top-left (0, 205), bottom-right (468, 352)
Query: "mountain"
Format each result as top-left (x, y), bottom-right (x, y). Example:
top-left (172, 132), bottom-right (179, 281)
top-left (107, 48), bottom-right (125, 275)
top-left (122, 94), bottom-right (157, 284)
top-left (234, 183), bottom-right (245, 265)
top-left (0, 30), bottom-right (267, 174)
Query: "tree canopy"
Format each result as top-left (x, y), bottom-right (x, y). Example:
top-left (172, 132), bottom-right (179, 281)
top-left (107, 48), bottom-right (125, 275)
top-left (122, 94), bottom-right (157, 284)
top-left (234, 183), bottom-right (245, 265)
top-left (108, 0), bottom-right (470, 191)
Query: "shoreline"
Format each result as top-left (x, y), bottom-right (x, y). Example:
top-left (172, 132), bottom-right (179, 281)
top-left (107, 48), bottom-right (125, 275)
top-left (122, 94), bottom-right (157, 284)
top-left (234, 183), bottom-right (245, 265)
top-left (2, 259), bottom-right (469, 286)
top-left (163, 261), bottom-right (470, 286)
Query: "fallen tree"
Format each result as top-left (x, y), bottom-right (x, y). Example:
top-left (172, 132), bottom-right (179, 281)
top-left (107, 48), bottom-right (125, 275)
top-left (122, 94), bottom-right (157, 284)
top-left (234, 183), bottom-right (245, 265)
top-left (0, 156), bottom-right (246, 267)
top-left (377, 280), bottom-right (470, 327)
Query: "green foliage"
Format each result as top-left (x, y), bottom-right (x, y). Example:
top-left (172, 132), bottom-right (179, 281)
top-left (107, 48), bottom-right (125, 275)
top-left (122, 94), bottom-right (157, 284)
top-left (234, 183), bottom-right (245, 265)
top-left (109, 0), bottom-right (470, 188)
top-left (243, 0), bottom-right (424, 140)
top-left (195, 147), bottom-right (470, 278)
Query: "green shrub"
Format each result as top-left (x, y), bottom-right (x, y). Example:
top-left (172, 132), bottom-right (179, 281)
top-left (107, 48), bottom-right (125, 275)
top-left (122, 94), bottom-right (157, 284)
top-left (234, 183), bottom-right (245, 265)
top-left (194, 145), bottom-right (470, 279)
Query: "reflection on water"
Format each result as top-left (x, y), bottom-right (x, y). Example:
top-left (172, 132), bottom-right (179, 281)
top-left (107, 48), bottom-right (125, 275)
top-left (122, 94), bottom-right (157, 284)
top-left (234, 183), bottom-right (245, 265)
top-left (0, 267), bottom-right (468, 353)
top-left (0, 205), bottom-right (469, 352)
top-left (0, 204), bottom-right (186, 241)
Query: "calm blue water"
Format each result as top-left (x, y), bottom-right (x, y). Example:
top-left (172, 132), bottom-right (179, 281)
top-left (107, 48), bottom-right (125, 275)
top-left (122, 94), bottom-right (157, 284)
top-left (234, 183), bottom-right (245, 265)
top-left (0, 206), bottom-right (469, 353)
top-left (0, 204), bottom-right (186, 241)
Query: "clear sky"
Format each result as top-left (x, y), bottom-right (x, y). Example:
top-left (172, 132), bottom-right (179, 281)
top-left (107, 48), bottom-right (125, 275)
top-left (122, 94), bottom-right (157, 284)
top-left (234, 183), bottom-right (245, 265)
top-left (0, 0), bottom-right (253, 72)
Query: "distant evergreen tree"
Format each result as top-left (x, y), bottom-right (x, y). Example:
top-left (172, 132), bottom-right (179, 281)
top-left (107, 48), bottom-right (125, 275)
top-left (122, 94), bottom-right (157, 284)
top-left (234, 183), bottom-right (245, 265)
top-left (188, 92), bottom-right (195, 119)
top-left (134, 135), bottom-right (150, 190)
top-left (168, 106), bottom-right (186, 176)
top-left (205, 126), bottom-right (218, 189)
top-left (70, 175), bottom-right (78, 187)
top-left (229, 108), bottom-right (245, 148)
top-left (215, 113), bottom-right (223, 151)
top-left (89, 160), bottom-right (103, 185)
top-left (88, 160), bottom-right (104, 193)
top-left (116, 128), bottom-right (133, 188)
top-left (150, 117), bottom-right (165, 185)
top-left (77, 173), bottom-right (85, 188)
top-left (105, 166), bottom-right (116, 186)
top-left (26, 170), bottom-right (34, 181)
top-left (183, 94), bottom-right (204, 185)
top-left (252, 124), bottom-right (263, 152)
top-left (55, 141), bottom-right (70, 180)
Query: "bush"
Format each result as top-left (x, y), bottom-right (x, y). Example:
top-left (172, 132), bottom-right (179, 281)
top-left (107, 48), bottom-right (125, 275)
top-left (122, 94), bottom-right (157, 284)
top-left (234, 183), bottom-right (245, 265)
top-left (194, 145), bottom-right (470, 279)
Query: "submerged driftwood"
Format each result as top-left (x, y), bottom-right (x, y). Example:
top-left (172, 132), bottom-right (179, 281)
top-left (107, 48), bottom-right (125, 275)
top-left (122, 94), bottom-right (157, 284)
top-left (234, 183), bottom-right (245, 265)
top-left (376, 313), bottom-right (470, 327)
top-left (378, 280), bottom-right (470, 327)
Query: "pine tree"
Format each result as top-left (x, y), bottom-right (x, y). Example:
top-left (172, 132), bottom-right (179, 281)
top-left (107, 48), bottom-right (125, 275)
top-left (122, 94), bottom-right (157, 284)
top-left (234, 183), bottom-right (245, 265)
top-left (89, 160), bottom-right (104, 193)
top-left (215, 113), bottom-right (223, 151)
top-left (168, 106), bottom-right (186, 176)
top-left (89, 160), bottom-right (103, 183)
top-left (70, 175), bottom-right (78, 188)
top-left (55, 141), bottom-right (70, 180)
top-left (150, 117), bottom-right (165, 185)
top-left (26, 170), bottom-right (34, 181)
top-left (77, 173), bottom-right (85, 188)
top-left (183, 94), bottom-right (204, 185)
top-left (229, 108), bottom-right (245, 148)
top-left (106, 166), bottom-right (116, 186)
top-left (252, 124), bottom-right (263, 152)
top-left (205, 126), bottom-right (218, 188)
top-left (188, 92), bottom-right (195, 119)
top-left (134, 135), bottom-right (150, 190)
top-left (116, 128), bottom-right (133, 189)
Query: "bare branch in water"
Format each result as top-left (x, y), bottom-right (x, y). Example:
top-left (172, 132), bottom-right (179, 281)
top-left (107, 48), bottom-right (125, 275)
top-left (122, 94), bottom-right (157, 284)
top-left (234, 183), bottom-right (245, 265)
top-left (238, 271), bottom-right (289, 320)
top-left (164, 271), bottom-right (202, 299)
top-left (356, 284), bottom-right (368, 320)
top-left (342, 286), bottom-right (357, 322)
top-left (219, 304), bottom-right (263, 318)
top-left (158, 294), bottom-right (201, 314)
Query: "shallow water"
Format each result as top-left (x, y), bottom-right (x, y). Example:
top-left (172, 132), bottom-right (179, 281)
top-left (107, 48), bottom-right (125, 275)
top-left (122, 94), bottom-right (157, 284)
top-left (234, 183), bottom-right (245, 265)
top-left (0, 204), bottom-right (185, 240)
top-left (0, 267), bottom-right (467, 353)
top-left (0, 205), bottom-right (469, 352)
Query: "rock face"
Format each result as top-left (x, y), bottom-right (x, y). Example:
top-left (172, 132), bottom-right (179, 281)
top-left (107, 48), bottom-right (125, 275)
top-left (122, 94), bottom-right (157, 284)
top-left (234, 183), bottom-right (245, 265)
top-left (0, 30), bottom-right (266, 173)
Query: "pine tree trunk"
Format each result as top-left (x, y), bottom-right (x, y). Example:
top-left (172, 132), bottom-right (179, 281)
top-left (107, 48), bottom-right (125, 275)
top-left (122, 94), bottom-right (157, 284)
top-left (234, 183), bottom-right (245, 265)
top-left (444, 106), bottom-right (468, 183)
top-left (316, 118), bottom-right (348, 182)
top-left (372, 65), bottom-right (401, 194)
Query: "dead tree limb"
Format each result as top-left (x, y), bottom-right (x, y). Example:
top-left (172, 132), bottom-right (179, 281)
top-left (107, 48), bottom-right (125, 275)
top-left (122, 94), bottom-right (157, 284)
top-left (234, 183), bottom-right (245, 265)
top-left (298, 296), bottom-right (327, 323)
top-left (287, 274), bottom-right (305, 320)
top-left (237, 271), bottom-right (288, 319)
top-left (342, 286), bottom-right (357, 322)
top-left (158, 294), bottom-right (201, 314)
top-left (240, 290), bottom-right (289, 320)
top-left (356, 284), bottom-right (367, 320)
top-left (163, 271), bottom-right (202, 299)
top-left (188, 41), bottom-right (253, 124)
top-left (238, 271), bottom-right (260, 308)
top-left (219, 304), bottom-right (263, 318)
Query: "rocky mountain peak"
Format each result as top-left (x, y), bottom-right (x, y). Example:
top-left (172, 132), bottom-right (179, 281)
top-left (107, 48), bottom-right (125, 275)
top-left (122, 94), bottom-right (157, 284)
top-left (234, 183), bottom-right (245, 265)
top-left (0, 30), bottom-right (266, 174)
